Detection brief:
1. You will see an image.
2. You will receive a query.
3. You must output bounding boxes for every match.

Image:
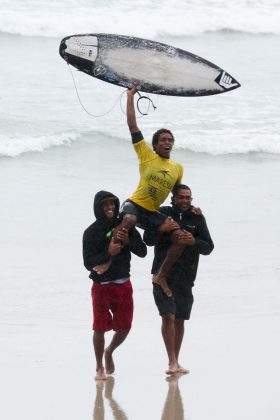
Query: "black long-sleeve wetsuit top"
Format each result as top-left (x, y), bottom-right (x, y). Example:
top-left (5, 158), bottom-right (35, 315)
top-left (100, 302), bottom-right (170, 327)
top-left (83, 190), bottom-right (147, 283)
top-left (143, 205), bottom-right (214, 287)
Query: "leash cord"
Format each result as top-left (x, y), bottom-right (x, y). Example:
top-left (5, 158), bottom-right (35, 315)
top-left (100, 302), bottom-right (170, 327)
top-left (68, 64), bottom-right (126, 117)
top-left (68, 64), bottom-right (157, 117)
top-left (136, 91), bottom-right (157, 115)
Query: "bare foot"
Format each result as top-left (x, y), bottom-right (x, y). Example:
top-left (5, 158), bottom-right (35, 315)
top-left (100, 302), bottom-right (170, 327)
top-left (176, 364), bottom-right (190, 374)
top-left (105, 348), bottom-right (115, 375)
top-left (165, 362), bottom-right (178, 375)
top-left (93, 261), bottom-right (111, 275)
top-left (95, 367), bottom-right (107, 381)
top-left (153, 274), bottom-right (172, 297)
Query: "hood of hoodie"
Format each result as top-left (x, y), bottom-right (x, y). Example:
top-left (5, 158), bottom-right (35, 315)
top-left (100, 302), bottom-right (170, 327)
top-left (93, 190), bottom-right (120, 224)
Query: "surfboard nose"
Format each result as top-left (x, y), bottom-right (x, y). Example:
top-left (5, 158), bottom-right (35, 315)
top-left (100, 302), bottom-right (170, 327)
top-left (215, 70), bottom-right (241, 92)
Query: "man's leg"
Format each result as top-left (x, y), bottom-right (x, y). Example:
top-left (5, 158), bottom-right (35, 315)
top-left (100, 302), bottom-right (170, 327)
top-left (153, 230), bottom-right (186, 297)
top-left (174, 319), bottom-right (189, 374)
top-left (161, 313), bottom-right (178, 374)
top-left (105, 329), bottom-right (130, 374)
top-left (105, 281), bottom-right (133, 374)
top-left (174, 319), bottom-right (185, 360)
top-left (92, 283), bottom-right (112, 380)
top-left (93, 331), bottom-right (107, 380)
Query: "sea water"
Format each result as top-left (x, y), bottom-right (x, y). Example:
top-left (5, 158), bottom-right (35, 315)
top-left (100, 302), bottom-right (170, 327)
top-left (0, 0), bottom-right (280, 156)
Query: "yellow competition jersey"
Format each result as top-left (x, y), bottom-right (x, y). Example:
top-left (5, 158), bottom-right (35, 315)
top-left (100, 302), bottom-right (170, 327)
top-left (129, 139), bottom-right (183, 212)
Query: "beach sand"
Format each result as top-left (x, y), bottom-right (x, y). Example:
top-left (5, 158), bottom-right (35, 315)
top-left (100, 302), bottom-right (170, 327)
top-left (1, 138), bottom-right (280, 419)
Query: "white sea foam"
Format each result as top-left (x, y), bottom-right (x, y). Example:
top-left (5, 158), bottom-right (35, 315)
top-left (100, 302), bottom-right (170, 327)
top-left (1, 0), bottom-right (280, 37)
top-left (0, 131), bottom-right (79, 157)
top-left (1, 128), bottom-right (279, 157)
top-left (175, 131), bottom-right (280, 155)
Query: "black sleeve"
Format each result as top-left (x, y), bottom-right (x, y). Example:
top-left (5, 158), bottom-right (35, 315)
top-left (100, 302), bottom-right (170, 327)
top-left (131, 131), bottom-right (144, 144)
top-left (193, 216), bottom-right (214, 255)
top-left (82, 229), bottom-right (111, 271)
top-left (128, 229), bottom-right (147, 257)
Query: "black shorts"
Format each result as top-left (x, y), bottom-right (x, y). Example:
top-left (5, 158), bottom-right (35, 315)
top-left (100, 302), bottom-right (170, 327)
top-left (120, 199), bottom-right (167, 230)
top-left (153, 283), bottom-right (194, 320)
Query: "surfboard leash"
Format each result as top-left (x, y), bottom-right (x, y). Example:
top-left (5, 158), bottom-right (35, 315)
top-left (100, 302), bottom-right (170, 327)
top-left (68, 64), bottom-right (126, 117)
top-left (136, 92), bottom-right (157, 116)
top-left (68, 63), bottom-right (157, 118)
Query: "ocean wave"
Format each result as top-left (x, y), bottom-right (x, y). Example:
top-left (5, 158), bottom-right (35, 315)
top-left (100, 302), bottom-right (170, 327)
top-left (175, 133), bottom-right (280, 155)
top-left (0, 131), bottom-right (80, 157)
top-left (1, 0), bottom-right (280, 38)
top-left (1, 129), bottom-right (280, 157)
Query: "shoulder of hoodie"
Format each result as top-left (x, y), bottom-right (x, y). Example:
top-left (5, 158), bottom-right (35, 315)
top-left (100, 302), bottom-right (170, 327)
top-left (83, 216), bottom-right (121, 237)
top-left (83, 220), bottom-right (106, 238)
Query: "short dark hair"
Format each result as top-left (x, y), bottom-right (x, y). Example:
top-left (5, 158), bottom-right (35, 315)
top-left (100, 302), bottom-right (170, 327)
top-left (152, 128), bottom-right (174, 150)
top-left (171, 184), bottom-right (191, 205)
top-left (172, 184), bottom-right (191, 196)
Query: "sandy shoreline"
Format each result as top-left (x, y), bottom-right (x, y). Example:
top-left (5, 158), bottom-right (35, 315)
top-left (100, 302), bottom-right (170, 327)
top-left (1, 139), bottom-right (280, 419)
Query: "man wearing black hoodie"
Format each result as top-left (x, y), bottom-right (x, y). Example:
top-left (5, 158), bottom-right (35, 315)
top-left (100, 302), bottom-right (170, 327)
top-left (144, 184), bottom-right (214, 375)
top-left (83, 190), bottom-right (147, 380)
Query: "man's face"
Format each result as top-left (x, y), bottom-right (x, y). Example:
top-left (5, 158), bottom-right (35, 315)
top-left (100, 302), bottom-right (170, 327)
top-left (173, 188), bottom-right (193, 212)
top-left (154, 132), bottom-right (174, 158)
top-left (102, 199), bottom-right (116, 220)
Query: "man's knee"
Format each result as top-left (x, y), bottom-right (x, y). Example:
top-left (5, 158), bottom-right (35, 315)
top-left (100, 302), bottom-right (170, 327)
top-left (162, 313), bottom-right (175, 324)
top-left (121, 213), bottom-right (137, 230)
top-left (170, 228), bottom-right (183, 243)
top-left (115, 328), bottom-right (131, 337)
top-left (113, 214), bottom-right (137, 240)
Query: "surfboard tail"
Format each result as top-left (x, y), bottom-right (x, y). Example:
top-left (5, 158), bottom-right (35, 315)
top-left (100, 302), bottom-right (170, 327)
top-left (59, 37), bottom-right (68, 61)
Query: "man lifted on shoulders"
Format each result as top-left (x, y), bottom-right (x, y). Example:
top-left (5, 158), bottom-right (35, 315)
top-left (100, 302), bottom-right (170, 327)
top-left (94, 86), bottom-right (197, 297)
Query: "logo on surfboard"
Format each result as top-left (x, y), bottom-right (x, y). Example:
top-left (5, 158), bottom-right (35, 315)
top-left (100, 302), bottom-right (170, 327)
top-left (215, 71), bottom-right (240, 90)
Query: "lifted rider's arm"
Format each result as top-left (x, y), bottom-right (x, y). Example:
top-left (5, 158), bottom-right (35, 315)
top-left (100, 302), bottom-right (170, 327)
top-left (127, 86), bottom-right (140, 134)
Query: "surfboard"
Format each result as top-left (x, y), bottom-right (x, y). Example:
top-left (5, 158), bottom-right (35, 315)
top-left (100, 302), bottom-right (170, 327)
top-left (59, 33), bottom-right (240, 97)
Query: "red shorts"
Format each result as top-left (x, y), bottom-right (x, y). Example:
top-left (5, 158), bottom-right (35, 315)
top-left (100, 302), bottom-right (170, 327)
top-left (91, 280), bottom-right (133, 332)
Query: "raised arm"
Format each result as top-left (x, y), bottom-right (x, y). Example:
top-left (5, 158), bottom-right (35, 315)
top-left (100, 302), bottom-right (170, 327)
top-left (127, 86), bottom-right (140, 133)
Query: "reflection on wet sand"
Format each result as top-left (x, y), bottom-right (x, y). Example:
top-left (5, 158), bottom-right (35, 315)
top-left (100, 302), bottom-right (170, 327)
top-left (93, 376), bottom-right (128, 420)
top-left (162, 374), bottom-right (185, 420)
top-left (93, 374), bottom-right (186, 420)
